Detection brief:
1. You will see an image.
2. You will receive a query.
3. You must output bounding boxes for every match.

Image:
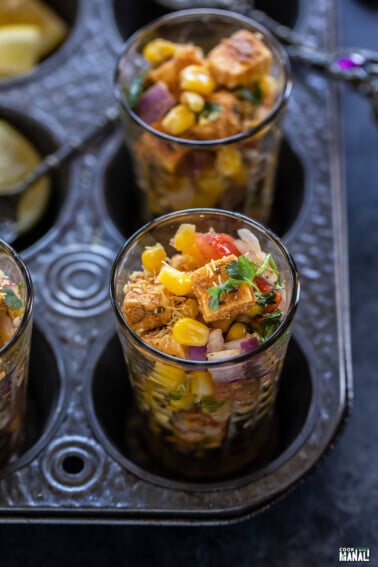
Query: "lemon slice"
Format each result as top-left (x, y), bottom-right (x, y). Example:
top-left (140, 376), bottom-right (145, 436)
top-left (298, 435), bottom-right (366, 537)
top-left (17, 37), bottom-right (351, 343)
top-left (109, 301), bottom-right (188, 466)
top-left (0, 120), bottom-right (50, 235)
top-left (0, 0), bottom-right (68, 59)
top-left (0, 24), bottom-right (41, 77)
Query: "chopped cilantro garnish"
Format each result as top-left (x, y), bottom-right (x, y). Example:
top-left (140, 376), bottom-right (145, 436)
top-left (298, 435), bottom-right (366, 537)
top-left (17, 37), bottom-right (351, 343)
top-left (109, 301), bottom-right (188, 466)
top-left (234, 82), bottom-right (263, 105)
top-left (0, 287), bottom-right (23, 310)
top-left (256, 310), bottom-right (282, 339)
top-left (256, 291), bottom-right (276, 308)
top-left (207, 254), bottom-right (282, 312)
top-left (197, 102), bottom-right (222, 124)
top-left (126, 70), bottom-right (148, 109)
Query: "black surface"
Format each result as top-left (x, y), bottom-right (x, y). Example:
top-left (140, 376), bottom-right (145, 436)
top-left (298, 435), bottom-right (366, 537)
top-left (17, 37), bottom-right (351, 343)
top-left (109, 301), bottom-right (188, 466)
top-left (0, 0), bottom-right (377, 564)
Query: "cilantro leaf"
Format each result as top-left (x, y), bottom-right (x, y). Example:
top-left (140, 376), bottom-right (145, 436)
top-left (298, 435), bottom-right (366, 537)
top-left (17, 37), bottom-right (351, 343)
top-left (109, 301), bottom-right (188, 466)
top-left (197, 102), bottom-right (222, 124)
top-left (234, 82), bottom-right (263, 105)
top-left (126, 70), bottom-right (148, 109)
top-left (256, 291), bottom-right (276, 308)
top-left (1, 287), bottom-right (23, 310)
top-left (226, 255), bottom-right (256, 283)
top-left (257, 310), bottom-right (282, 339)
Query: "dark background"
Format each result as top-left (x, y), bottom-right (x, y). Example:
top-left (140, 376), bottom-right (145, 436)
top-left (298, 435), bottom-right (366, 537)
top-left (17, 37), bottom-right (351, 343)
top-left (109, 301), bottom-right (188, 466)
top-left (0, 0), bottom-right (377, 565)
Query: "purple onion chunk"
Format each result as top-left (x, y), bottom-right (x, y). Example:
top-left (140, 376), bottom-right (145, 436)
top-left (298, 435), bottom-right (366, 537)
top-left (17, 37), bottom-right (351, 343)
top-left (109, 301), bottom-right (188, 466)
top-left (136, 82), bottom-right (175, 124)
top-left (240, 336), bottom-right (259, 353)
top-left (187, 345), bottom-right (207, 361)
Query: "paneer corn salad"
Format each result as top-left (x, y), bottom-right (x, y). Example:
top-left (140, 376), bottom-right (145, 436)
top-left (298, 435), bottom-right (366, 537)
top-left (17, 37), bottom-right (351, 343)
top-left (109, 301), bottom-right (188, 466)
top-left (120, 28), bottom-right (282, 219)
top-left (120, 224), bottom-right (285, 456)
top-left (0, 270), bottom-right (25, 465)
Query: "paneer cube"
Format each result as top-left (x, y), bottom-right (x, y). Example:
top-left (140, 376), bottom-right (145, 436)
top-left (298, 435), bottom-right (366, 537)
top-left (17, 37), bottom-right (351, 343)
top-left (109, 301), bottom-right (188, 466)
top-left (140, 328), bottom-right (187, 358)
top-left (207, 30), bottom-right (272, 88)
top-left (188, 90), bottom-right (242, 140)
top-left (134, 131), bottom-right (189, 173)
top-left (190, 255), bottom-right (255, 322)
top-left (122, 278), bottom-right (172, 331)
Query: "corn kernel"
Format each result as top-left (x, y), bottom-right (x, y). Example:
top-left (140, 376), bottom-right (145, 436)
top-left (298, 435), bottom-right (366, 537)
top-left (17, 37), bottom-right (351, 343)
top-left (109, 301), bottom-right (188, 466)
top-left (171, 224), bottom-right (204, 265)
top-left (141, 243), bottom-right (166, 273)
top-left (158, 264), bottom-right (192, 295)
top-left (190, 371), bottom-right (214, 397)
top-left (150, 361), bottom-right (186, 392)
top-left (211, 319), bottom-right (233, 333)
top-left (179, 65), bottom-right (216, 95)
top-left (259, 75), bottom-right (277, 99)
top-left (215, 147), bottom-right (242, 177)
top-left (161, 104), bottom-right (195, 135)
top-left (172, 317), bottom-right (209, 346)
top-left (246, 304), bottom-right (263, 318)
top-left (195, 171), bottom-right (226, 203)
top-left (226, 322), bottom-right (248, 341)
top-left (180, 91), bottom-right (205, 113)
top-left (142, 38), bottom-right (176, 65)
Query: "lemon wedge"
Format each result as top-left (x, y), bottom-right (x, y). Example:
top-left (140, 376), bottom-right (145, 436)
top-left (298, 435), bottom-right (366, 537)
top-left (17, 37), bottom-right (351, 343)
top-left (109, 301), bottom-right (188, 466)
top-left (0, 0), bottom-right (68, 60)
top-left (0, 120), bottom-right (50, 235)
top-left (0, 24), bottom-right (41, 77)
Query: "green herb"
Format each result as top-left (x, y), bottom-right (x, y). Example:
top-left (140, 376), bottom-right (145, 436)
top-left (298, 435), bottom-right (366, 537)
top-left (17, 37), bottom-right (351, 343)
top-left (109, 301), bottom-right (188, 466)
top-left (201, 398), bottom-right (224, 413)
top-left (126, 70), bottom-right (148, 109)
top-left (169, 393), bottom-right (182, 402)
top-left (0, 287), bottom-right (23, 310)
top-left (18, 282), bottom-right (24, 291)
top-left (207, 254), bottom-right (282, 311)
top-left (256, 291), bottom-right (276, 308)
top-left (257, 310), bottom-right (282, 339)
top-left (197, 102), bottom-right (222, 124)
top-left (234, 82), bottom-right (263, 105)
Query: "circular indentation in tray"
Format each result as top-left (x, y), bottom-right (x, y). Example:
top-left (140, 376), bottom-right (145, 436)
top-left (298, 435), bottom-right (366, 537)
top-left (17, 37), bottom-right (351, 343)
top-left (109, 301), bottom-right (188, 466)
top-left (89, 334), bottom-right (317, 490)
top-left (0, 0), bottom-right (80, 89)
top-left (112, 0), bottom-right (299, 42)
top-left (42, 436), bottom-right (105, 493)
top-left (103, 137), bottom-right (305, 240)
top-left (41, 244), bottom-right (115, 318)
top-left (0, 105), bottom-right (69, 252)
top-left (0, 325), bottom-right (65, 478)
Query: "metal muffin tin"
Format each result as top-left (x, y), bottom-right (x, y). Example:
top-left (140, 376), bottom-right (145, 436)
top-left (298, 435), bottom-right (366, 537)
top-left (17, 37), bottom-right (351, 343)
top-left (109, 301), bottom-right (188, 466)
top-left (0, 0), bottom-right (352, 524)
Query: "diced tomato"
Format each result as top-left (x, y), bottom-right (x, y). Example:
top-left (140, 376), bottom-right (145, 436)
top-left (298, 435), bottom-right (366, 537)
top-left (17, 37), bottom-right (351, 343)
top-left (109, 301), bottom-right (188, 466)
top-left (264, 290), bottom-right (282, 312)
top-left (255, 276), bottom-right (273, 293)
top-left (194, 232), bottom-right (241, 261)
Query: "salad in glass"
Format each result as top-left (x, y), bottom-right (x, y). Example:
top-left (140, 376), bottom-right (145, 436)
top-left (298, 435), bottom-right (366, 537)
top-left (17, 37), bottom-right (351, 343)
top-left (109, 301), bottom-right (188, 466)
top-left (115, 9), bottom-right (291, 224)
top-left (0, 241), bottom-right (32, 468)
top-left (111, 209), bottom-right (299, 479)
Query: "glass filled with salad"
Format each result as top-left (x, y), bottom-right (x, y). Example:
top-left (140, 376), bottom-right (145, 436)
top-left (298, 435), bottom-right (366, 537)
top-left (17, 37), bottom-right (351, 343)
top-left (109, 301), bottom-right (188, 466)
top-left (0, 239), bottom-right (33, 468)
top-left (110, 209), bottom-right (299, 479)
top-left (114, 9), bottom-right (291, 224)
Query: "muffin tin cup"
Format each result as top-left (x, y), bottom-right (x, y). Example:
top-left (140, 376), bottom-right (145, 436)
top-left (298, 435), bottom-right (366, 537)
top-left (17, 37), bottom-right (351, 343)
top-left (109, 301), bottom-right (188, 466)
top-left (0, 0), bottom-right (352, 524)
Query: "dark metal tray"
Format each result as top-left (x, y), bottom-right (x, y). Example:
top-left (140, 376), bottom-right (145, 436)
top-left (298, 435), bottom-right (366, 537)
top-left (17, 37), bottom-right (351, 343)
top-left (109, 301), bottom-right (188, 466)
top-left (0, 0), bottom-right (352, 524)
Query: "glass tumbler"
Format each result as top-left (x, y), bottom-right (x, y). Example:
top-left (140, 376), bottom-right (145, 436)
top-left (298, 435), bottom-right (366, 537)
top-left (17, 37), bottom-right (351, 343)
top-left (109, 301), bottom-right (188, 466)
top-left (0, 240), bottom-right (33, 468)
top-left (110, 209), bottom-right (299, 480)
top-left (114, 9), bottom-right (291, 224)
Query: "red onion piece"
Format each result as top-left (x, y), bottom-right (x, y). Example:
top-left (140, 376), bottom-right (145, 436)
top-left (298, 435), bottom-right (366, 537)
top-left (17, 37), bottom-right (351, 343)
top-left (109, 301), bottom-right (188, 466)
top-left (240, 336), bottom-right (259, 353)
top-left (136, 82), bottom-right (175, 124)
top-left (187, 345), bottom-right (207, 361)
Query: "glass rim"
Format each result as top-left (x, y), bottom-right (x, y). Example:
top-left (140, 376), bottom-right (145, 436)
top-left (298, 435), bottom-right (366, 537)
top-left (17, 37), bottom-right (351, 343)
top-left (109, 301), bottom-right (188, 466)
top-left (114, 8), bottom-right (292, 148)
top-left (110, 208), bottom-right (300, 369)
top-left (0, 239), bottom-right (33, 356)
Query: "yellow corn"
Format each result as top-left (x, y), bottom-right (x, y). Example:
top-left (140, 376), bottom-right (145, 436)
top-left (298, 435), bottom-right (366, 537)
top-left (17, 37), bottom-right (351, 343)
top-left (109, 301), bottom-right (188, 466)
top-left (195, 171), bottom-right (226, 204)
top-left (179, 65), bottom-right (216, 95)
top-left (150, 361), bottom-right (186, 392)
top-left (246, 304), bottom-right (263, 318)
top-left (161, 104), bottom-right (195, 135)
top-left (158, 264), bottom-right (192, 295)
top-left (211, 319), bottom-right (233, 333)
top-left (171, 223), bottom-right (205, 265)
top-left (172, 317), bottom-right (209, 346)
top-left (259, 75), bottom-right (277, 99)
top-left (169, 392), bottom-right (195, 410)
top-left (180, 91), bottom-right (205, 113)
top-left (226, 322), bottom-right (248, 341)
top-left (141, 243), bottom-right (166, 273)
top-left (190, 371), bottom-right (214, 397)
top-left (215, 146), bottom-right (242, 177)
top-left (142, 38), bottom-right (176, 65)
